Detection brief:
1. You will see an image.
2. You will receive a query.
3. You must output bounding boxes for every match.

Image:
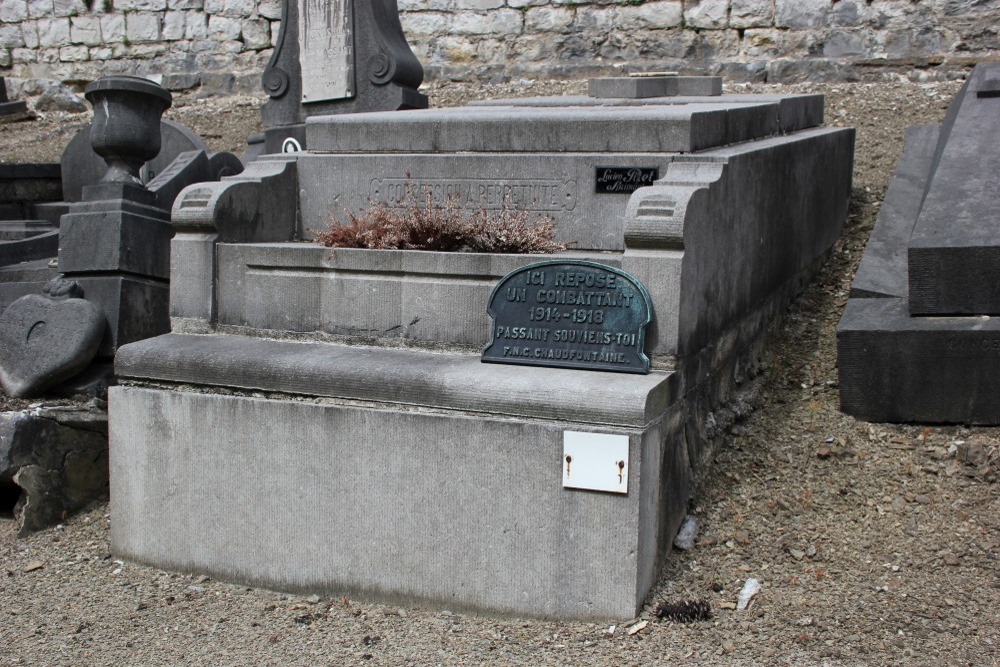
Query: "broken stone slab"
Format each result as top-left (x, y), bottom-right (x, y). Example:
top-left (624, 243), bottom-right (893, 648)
top-left (0, 278), bottom-right (105, 398)
top-left (0, 402), bottom-right (108, 536)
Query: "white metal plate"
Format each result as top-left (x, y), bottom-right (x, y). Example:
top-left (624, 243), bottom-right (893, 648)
top-left (298, 0), bottom-right (355, 102)
top-left (562, 430), bottom-right (629, 494)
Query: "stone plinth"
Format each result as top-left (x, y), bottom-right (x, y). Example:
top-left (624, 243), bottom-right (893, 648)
top-left (839, 63), bottom-right (1000, 424)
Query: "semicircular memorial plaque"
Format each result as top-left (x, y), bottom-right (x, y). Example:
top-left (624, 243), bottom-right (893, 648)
top-left (482, 260), bottom-right (653, 374)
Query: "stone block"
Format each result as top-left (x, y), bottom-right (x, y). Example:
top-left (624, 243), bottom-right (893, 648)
top-left (184, 12), bottom-right (207, 39)
top-left (908, 64), bottom-right (1000, 314)
top-left (524, 7), bottom-right (574, 32)
top-left (100, 14), bottom-right (125, 42)
top-left (26, 0), bottom-right (52, 19)
top-left (37, 19), bottom-right (71, 48)
top-left (199, 71), bottom-right (235, 94)
top-left (823, 29), bottom-right (868, 57)
top-left (59, 45), bottom-right (89, 62)
top-left (589, 76), bottom-right (672, 99)
top-left (838, 297), bottom-right (1000, 424)
top-left (730, 0), bottom-right (773, 29)
top-left (70, 274), bottom-right (170, 355)
top-left (257, 0), bottom-right (281, 19)
top-left (451, 9), bottom-right (524, 35)
top-left (69, 16), bottom-right (102, 46)
top-left (168, 0), bottom-right (204, 7)
top-left (401, 12), bottom-right (450, 36)
top-left (118, 0), bottom-right (167, 9)
top-left (684, 0), bottom-right (728, 29)
top-left (207, 15), bottom-right (243, 40)
top-left (125, 12), bottom-right (162, 43)
top-left (51, 0), bottom-right (86, 17)
top-left (58, 195), bottom-right (172, 279)
top-left (0, 1), bottom-right (28, 23)
top-left (455, 0), bottom-right (504, 9)
top-left (16, 25), bottom-right (38, 50)
top-left (775, 0), bottom-right (830, 28)
top-left (161, 71), bottom-right (200, 90)
top-left (110, 379), bottom-right (671, 619)
top-left (240, 17), bottom-right (270, 49)
top-left (617, 2), bottom-right (683, 30)
top-left (161, 11), bottom-right (186, 41)
top-left (222, 0), bottom-right (255, 17)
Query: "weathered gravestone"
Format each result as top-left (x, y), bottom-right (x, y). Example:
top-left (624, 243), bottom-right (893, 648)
top-left (838, 63), bottom-right (1000, 424)
top-left (258, 0), bottom-right (427, 154)
top-left (109, 62), bottom-right (854, 618)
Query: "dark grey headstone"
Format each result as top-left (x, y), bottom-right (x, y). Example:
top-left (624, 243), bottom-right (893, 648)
top-left (60, 118), bottom-right (208, 203)
top-left (907, 62), bottom-right (1000, 314)
top-left (838, 63), bottom-right (1000, 424)
top-left (0, 279), bottom-right (105, 398)
top-left (0, 404), bottom-right (109, 536)
top-left (260, 0), bottom-right (427, 152)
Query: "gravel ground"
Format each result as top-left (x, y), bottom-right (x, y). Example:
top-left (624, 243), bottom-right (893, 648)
top-left (2, 75), bottom-right (998, 666)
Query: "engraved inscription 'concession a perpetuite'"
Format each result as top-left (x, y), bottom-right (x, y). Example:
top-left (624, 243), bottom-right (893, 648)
top-left (299, 0), bottom-right (354, 102)
top-left (370, 177), bottom-right (578, 212)
top-left (482, 261), bottom-right (653, 374)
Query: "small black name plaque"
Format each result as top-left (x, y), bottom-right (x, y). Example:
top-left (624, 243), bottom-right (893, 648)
top-left (482, 260), bottom-right (653, 374)
top-left (594, 166), bottom-right (659, 194)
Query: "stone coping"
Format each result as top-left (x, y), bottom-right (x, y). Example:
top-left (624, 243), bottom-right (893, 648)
top-left (116, 333), bottom-right (674, 428)
top-left (230, 243), bottom-right (623, 275)
top-left (305, 102), bottom-right (780, 154)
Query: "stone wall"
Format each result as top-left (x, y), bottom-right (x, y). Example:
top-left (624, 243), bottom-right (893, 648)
top-left (0, 0), bottom-right (997, 96)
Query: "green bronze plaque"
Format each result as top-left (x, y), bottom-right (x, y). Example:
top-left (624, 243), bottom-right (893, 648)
top-left (482, 260), bottom-right (653, 374)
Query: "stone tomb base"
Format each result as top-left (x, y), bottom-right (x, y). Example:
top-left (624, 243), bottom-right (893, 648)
top-left (111, 344), bottom-right (679, 620)
top-left (110, 89), bottom-right (853, 618)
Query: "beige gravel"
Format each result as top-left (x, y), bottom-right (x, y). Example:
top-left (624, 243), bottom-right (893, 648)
top-left (1, 74), bottom-right (998, 666)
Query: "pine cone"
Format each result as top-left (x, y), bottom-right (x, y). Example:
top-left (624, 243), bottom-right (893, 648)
top-left (654, 599), bottom-right (712, 622)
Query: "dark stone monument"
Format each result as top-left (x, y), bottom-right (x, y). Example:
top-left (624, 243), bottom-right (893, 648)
top-left (482, 260), bottom-right (653, 374)
top-left (259, 0), bottom-right (427, 154)
top-left (57, 76), bottom-right (174, 358)
top-left (0, 77), bottom-right (28, 119)
top-left (61, 119), bottom-right (210, 204)
top-left (838, 62), bottom-right (1000, 424)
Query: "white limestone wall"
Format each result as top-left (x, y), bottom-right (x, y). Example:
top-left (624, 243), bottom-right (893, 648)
top-left (0, 0), bottom-right (997, 95)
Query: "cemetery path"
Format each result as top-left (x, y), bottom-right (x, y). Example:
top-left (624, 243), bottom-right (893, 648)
top-left (2, 77), bottom-right (998, 666)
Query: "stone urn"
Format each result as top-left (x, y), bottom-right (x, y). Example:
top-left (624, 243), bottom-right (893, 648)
top-left (84, 75), bottom-right (172, 186)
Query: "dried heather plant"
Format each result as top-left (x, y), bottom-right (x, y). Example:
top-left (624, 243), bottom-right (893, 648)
top-left (315, 179), bottom-right (570, 253)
